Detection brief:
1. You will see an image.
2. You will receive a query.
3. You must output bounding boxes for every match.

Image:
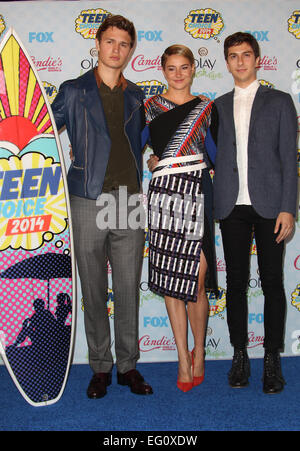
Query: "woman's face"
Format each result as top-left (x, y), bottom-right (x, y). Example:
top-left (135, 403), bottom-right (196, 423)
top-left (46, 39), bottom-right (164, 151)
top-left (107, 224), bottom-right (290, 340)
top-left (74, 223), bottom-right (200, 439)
top-left (163, 54), bottom-right (195, 91)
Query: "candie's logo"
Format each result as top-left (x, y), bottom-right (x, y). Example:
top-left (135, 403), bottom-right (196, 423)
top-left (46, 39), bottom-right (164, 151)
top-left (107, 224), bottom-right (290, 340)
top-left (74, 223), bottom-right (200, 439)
top-left (288, 11), bottom-right (300, 39)
top-left (248, 332), bottom-right (264, 348)
top-left (131, 54), bottom-right (162, 72)
top-left (139, 334), bottom-right (176, 352)
top-left (216, 257), bottom-right (226, 271)
top-left (258, 56), bottom-right (278, 71)
top-left (136, 80), bottom-right (167, 98)
top-left (31, 56), bottom-right (63, 73)
top-left (0, 14), bottom-right (6, 37)
top-left (184, 9), bottom-right (224, 40)
top-left (75, 9), bottom-right (111, 39)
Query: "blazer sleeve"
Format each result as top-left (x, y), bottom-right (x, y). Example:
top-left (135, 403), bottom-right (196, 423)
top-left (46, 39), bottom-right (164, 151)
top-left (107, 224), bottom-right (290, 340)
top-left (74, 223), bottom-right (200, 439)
top-left (142, 98), bottom-right (153, 149)
top-left (140, 97), bottom-right (150, 150)
top-left (278, 93), bottom-right (298, 216)
top-left (51, 82), bottom-right (68, 131)
top-left (204, 103), bottom-right (218, 166)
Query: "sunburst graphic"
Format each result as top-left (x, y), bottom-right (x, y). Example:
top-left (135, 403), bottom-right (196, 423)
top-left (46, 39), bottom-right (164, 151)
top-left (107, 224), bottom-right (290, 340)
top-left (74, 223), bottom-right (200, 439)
top-left (0, 29), bottom-right (67, 251)
top-left (0, 31), bottom-right (53, 152)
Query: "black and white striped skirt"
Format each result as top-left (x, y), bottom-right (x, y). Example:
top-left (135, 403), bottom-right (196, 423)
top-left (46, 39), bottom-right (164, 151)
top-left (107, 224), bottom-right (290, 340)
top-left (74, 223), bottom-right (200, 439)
top-left (148, 170), bottom-right (205, 302)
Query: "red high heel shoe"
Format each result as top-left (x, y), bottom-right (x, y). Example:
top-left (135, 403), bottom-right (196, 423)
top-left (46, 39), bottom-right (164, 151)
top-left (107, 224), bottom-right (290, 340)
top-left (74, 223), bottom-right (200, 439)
top-left (177, 380), bottom-right (193, 392)
top-left (177, 353), bottom-right (193, 392)
top-left (191, 348), bottom-right (205, 386)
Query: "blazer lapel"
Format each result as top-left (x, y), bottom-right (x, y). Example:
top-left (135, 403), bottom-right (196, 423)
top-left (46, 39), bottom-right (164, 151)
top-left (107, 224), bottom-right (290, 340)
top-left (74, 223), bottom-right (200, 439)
top-left (123, 88), bottom-right (142, 124)
top-left (223, 90), bottom-right (237, 153)
top-left (79, 72), bottom-right (108, 132)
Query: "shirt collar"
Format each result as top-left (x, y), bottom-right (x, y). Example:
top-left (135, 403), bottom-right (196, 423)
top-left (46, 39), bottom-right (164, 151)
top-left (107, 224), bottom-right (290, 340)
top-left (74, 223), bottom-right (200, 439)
top-left (94, 67), bottom-right (128, 91)
top-left (234, 79), bottom-right (260, 97)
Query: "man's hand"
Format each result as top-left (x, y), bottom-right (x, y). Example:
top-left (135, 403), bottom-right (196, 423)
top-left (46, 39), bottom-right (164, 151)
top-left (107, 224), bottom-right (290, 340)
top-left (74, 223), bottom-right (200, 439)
top-left (274, 212), bottom-right (294, 243)
top-left (147, 154), bottom-right (159, 172)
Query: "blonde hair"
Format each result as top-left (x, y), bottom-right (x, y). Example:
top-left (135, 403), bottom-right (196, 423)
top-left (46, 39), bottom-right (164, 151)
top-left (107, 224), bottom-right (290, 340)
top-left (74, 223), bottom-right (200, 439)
top-left (161, 44), bottom-right (195, 69)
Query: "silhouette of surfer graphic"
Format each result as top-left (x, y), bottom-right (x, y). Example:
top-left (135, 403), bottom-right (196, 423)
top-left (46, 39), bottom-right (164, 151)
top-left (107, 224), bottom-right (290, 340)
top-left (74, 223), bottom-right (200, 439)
top-left (10, 294), bottom-right (72, 354)
top-left (54, 292), bottom-right (72, 348)
top-left (6, 295), bottom-right (72, 402)
top-left (55, 292), bottom-right (72, 327)
top-left (12, 298), bottom-right (57, 351)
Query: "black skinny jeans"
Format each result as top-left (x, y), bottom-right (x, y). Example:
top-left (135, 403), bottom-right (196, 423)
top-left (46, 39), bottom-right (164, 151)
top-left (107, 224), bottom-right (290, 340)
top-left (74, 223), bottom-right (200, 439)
top-left (220, 205), bottom-right (286, 351)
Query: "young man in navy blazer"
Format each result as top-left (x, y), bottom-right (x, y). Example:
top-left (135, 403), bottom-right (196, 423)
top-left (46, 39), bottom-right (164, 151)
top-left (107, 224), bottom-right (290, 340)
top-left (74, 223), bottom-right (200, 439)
top-left (214, 32), bottom-right (298, 394)
top-left (52, 15), bottom-right (152, 399)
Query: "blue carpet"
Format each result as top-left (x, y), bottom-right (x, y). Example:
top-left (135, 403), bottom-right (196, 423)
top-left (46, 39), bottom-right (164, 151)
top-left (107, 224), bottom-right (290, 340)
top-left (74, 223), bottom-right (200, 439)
top-left (0, 357), bottom-right (299, 431)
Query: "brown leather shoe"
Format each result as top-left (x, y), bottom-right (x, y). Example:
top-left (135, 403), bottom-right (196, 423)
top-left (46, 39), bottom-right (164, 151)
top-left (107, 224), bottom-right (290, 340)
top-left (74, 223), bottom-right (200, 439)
top-left (117, 369), bottom-right (153, 395)
top-left (87, 372), bottom-right (112, 399)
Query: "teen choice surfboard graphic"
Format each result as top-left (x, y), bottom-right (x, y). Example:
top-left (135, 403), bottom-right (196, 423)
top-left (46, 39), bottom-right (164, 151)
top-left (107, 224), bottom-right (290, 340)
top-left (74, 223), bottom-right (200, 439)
top-left (0, 28), bottom-right (76, 406)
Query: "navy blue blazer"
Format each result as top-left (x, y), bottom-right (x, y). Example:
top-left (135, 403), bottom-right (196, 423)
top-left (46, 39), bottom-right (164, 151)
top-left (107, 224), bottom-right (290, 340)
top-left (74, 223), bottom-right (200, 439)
top-left (51, 69), bottom-right (145, 200)
top-left (213, 85), bottom-right (298, 219)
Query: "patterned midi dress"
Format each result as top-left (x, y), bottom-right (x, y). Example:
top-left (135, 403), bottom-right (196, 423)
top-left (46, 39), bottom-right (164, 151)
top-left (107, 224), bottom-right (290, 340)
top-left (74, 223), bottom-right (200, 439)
top-left (144, 95), bottom-right (218, 302)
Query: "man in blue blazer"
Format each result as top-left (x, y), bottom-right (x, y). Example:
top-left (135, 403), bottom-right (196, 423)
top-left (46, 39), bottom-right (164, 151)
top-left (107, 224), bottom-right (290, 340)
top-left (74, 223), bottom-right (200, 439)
top-left (52, 15), bottom-right (152, 399)
top-left (214, 32), bottom-right (298, 394)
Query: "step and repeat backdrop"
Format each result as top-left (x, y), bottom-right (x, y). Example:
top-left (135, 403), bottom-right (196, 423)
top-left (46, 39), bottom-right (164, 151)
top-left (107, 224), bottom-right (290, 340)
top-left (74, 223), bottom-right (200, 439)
top-left (0, 0), bottom-right (299, 364)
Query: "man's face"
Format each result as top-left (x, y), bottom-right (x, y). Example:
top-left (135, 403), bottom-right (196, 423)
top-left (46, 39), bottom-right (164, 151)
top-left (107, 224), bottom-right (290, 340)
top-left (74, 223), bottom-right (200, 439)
top-left (226, 42), bottom-right (260, 88)
top-left (96, 26), bottom-right (132, 71)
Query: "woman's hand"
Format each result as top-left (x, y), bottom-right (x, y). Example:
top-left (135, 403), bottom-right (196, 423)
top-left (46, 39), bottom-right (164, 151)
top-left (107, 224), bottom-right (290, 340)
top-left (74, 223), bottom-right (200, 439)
top-left (198, 94), bottom-right (210, 102)
top-left (147, 154), bottom-right (159, 172)
top-left (69, 145), bottom-right (74, 161)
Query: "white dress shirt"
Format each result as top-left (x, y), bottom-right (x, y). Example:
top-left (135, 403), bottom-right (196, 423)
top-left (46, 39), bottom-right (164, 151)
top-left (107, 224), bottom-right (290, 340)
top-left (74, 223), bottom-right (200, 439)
top-left (233, 79), bottom-right (260, 205)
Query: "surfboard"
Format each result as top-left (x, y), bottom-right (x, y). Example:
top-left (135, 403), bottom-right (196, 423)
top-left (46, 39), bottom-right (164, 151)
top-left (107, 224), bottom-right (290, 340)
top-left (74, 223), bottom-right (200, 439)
top-left (0, 28), bottom-right (76, 406)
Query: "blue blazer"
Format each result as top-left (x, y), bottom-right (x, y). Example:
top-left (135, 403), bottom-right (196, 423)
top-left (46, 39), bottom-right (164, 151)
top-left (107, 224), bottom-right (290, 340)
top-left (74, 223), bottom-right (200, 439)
top-left (213, 85), bottom-right (298, 219)
top-left (51, 69), bottom-right (145, 200)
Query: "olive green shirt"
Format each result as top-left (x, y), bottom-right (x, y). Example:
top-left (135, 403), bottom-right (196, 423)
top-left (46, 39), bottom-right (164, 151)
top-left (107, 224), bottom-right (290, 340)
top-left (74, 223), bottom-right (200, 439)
top-left (95, 69), bottom-right (139, 194)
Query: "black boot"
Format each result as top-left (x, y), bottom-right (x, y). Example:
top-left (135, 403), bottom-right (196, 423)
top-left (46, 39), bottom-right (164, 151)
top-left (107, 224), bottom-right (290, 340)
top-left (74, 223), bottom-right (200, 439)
top-left (263, 350), bottom-right (285, 394)
top-left (228, 348), bottom-right (250, 388)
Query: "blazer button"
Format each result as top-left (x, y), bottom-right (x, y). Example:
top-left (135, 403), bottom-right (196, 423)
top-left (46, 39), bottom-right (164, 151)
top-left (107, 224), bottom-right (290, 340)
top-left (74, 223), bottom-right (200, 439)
top-left (233, 168), bottom-right (238, 172)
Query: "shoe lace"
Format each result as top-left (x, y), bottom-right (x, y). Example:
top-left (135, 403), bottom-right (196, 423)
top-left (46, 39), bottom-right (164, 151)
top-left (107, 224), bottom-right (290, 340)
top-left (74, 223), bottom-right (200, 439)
top-left (264, 353), bottom-right (280, 378)
top-left (231, 350), bottom-right (247, 374)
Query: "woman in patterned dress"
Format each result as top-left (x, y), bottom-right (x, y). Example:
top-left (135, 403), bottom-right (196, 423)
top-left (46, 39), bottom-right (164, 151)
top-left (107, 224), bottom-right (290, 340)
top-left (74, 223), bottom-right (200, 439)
top-left (145, 45), bottom-right (218, 392)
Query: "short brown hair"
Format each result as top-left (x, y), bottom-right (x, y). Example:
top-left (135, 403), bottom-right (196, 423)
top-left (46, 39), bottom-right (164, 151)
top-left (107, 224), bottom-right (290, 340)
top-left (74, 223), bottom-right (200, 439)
top-left (161, 44), bottom-right (195, 70)
top-left (95, 14), bottom-right (136, 48)
top-left (224, 32), bottom-right (260, 60)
